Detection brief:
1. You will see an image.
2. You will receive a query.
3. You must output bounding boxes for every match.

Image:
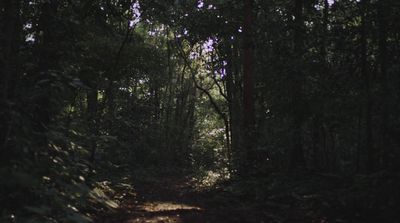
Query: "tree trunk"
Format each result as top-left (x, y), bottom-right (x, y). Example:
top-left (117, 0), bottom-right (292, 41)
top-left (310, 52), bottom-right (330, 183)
top-left (377, 0), bottom-right (389, 169)
top-left (360, 0), bottom-right (374, 173)
top-left (232, 41), bottom-right (243, 171)
top-left (105, 82), bottom-right (115, 135)
top-left (0, 0), bottom-right (21, 161)
top-left (242, 0), bottom-right (256, 170)
top-left (225, 40), bottom-right (241, 170)
top-left (164, 39), bottom-right (174, 165)
top-left (0, 0), bottom-right (20, 101)
top-left (87, 88), bottom-right (99, 164)
top-left (34, 0), bottom-right (58, 149)
top-left (321, 0), bottom-right (329, 63)
top-left (290, 0), bottom-right (306, 171)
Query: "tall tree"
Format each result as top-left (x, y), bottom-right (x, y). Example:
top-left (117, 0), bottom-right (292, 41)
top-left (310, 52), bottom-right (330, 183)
top-left (242, 0), bottom-right (256, 169)
top-left (290, 0), bottom-right (306, 170)
top-left (377, 0), bottom-right (389, 168)
top-left (0, 0), bottom-right (21, 163)
top-left (33, 0), bottom-right (59, 148)
top-left (360, 0), bottom-right (374, 173)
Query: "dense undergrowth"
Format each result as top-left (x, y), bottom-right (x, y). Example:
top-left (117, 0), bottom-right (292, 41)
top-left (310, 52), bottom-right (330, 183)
top-left (222, 172), bottom-right (400, 222)
top-left (98, 167), bottom-right (400, 223)
top-left (2, 0), bottom-right (400, 222)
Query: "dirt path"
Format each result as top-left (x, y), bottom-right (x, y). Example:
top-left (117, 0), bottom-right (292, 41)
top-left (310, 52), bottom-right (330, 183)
top-left (96, 173), bottom-right (400, 223)
top-left (97, 176), bottom-right (270, 223)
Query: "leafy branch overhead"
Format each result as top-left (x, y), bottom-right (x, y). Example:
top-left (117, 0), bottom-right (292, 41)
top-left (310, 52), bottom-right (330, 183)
top-left (0, 0), bottom-right (399, 222)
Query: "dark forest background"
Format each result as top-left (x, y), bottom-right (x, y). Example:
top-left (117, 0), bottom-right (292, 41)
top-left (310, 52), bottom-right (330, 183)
top-left (1, 0), bottom-right (400, 222)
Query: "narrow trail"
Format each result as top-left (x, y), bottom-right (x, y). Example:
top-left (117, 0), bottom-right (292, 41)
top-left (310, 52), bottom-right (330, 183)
top-left (97, 176), bottom-right (270, 223)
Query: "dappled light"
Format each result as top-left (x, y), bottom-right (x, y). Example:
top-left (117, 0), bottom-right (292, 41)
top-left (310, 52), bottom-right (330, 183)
top-left (126, 216), bottom-right (182, 223)
top-left (1, 0), bottom-right (400, 222)
top-left (139, 202), bottom-right (202, 212)
top-left (191, 169), bottom-right (231, 189)
top-left (121, 201), bottom-right (203, 223)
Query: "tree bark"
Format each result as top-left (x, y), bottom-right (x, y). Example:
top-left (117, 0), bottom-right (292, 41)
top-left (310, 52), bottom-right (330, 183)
top-left (290, 0), bottom-right (306, 171)
top-left (242, 0), bottom-right (256, 170)
top-left (87, 88), bottom-right (99, 164)
top-left (33, 0), bottom-right (59, 149)
top-left (377, 0), bottom-right (389, 169)
top-left (321, 0), bottom-right (329, 63)
top-left (0, 0), bottom-right (21, 161)
top-left (225, 40), bottom-right (242, 170)
top-left (360, 0), bottom-right (374, 173)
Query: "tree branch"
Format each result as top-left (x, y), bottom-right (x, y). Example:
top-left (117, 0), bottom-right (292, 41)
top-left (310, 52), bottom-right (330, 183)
top-left (174, 38), bottom-right (229, 124)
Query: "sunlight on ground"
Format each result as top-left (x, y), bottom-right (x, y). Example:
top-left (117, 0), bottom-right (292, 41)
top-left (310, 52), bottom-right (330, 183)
top-left (127, 216), bottom-right (182, 223)
top-left (140, 202), bottom-right (202, 212)
top-left (126, 202), bottom-right (202, 223)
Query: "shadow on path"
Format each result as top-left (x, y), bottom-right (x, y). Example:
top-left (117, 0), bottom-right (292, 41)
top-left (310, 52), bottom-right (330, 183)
top-left (97, 176), bottom-right (266, 223)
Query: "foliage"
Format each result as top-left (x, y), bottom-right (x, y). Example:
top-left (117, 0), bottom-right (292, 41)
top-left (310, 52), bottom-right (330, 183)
top-left (1, 0), bottom-right (399, 222)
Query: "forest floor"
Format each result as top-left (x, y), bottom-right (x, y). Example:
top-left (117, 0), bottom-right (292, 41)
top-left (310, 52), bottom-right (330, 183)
top-left (96, 176), bottom-right (278, 223)
top-left (95, 170), bottom-right (398, 223)
top-left (96, 171), bottom-right (319, 223)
